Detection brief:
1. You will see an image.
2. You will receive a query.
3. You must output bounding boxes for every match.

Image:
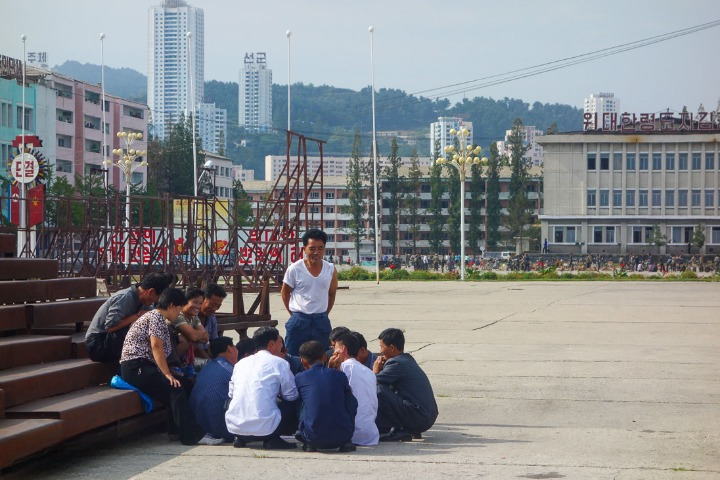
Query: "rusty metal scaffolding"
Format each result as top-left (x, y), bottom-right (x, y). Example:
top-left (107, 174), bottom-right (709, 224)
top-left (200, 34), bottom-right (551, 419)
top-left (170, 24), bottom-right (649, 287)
top-left (1, 130), bottom-right (325, 294)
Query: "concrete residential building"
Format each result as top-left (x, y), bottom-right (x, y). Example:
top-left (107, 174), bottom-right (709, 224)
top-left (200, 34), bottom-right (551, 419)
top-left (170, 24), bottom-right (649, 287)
top-left (430, 117), bottom-right (472, 156)
top-left (196, 102), bottom-right (226, 155)
top-left (148, 0), bottom-right (204, 140)
top-left (584, 93), bottom-right (618, 130)
top-left (239, 52), bottom-right (272, 133)
top-left (200, 151), bottom-right (233, 199)
top-left (496, 125), bottom-right (545, 167)
top-left (538, 114), bottom-right (720, 255)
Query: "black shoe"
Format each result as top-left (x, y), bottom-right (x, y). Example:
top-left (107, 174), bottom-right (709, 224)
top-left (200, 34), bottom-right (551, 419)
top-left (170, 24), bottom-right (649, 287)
top-left (295, 432), bottom-right (305, 443)
top-left (379, 428), bottom-right (412, 442)
top-left (338, 442), bottom-right (356, 452)
top-left (411, 432), bottom-right (422, 439)
top-left (233, 436), bottom-right (247, 448)
top-left (302, 442), bottom-right (317, 452)
top-left (263, 437), bottom-right (297, 450)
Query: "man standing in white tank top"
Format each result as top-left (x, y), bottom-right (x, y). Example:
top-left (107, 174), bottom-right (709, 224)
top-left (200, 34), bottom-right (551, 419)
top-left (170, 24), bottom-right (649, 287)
top-left (281, 229), bottom-right (339, 356)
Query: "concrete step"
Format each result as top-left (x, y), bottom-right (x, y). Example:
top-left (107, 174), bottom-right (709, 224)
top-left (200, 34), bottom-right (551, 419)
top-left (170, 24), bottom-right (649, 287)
top-left (0, 359), bottom-right (116, 408)
top-left (5, 386), bottom-right (146, 440)
top-left (0, 335), bottom-right (72, 371)
top-left (0, 418), bottom-right (64, 469)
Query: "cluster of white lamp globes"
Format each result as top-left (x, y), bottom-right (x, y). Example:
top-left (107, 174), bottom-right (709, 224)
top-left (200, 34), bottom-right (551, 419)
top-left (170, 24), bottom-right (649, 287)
top-left (106, 131), bottom-right (147, 175)
top-left (436, 127), bottom-right (489, 281)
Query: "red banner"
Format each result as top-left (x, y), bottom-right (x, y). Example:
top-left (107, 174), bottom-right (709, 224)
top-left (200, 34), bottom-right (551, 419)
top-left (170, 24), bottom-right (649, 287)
top-left (9, 184), bottom-right (44, 226)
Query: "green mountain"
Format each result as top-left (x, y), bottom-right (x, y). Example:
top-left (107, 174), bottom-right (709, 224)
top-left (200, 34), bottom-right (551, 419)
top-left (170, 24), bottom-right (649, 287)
top-left (54, 62), bottom-right (582, 178)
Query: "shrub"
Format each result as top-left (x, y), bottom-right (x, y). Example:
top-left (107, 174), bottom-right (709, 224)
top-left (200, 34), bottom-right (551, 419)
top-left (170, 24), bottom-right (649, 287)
top-left (380, 268), bottom-right (411, 280)
top-left (338, 266), bottom-right (373, 281)
top-left (410, 270), bottom-right (442, 280)
top-left (680, 270), bottom-right (698, 280)
top-left (480, 271), bottom-right (498, 280)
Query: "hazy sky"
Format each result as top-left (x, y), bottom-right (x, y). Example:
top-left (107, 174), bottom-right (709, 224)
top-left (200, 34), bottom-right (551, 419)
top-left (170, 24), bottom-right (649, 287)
top-left (2, 0), bottom-right (719, 114)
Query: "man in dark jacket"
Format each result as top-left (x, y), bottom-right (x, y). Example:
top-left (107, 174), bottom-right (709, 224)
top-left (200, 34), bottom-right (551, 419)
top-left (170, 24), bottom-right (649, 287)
top-left (373, 328), bottom-right (438, 442)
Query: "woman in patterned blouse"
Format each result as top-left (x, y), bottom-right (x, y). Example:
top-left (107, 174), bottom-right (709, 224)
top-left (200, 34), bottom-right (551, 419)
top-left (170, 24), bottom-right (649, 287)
top-left (120, 287), bottom-right (202, 445)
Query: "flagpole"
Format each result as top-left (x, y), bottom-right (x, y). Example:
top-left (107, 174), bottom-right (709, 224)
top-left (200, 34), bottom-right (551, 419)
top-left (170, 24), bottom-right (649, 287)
top-left (369, 26), bottom-right (380, 284)
top-left (19, 34), bottom-right (27, 257)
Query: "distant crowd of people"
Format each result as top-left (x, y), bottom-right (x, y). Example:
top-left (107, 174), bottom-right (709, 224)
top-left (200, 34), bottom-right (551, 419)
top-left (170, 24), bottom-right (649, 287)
top-left (85, 228), bottom-right (438, 450)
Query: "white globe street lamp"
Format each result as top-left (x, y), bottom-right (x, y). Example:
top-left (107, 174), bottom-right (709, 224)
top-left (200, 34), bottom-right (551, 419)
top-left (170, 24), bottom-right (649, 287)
top-left (436, 127), bottom-right (488, 281)
top-left (106, 131), bottom-right (147, 265)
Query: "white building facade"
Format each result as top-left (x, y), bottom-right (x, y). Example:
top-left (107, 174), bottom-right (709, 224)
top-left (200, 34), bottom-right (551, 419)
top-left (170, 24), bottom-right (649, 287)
top-left (148, 0), bottom-right (204, 140)
top-left (584, 93), bottom-right (618, 130)
top-left (196, 102), bottom-right (226, 155)
top-left (430, 117), bottom-right (472, 156)
top-left (239, 52), bottom-right (272, 133)
top-left (496, 125), bottom-right (545, 167)
top-left (538, 116), bottom-right (720, 255)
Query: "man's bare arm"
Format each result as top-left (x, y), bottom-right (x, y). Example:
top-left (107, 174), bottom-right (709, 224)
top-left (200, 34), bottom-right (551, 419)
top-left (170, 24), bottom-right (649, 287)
top-left (326, 268), bottom-right (339, 314)
top-left (281, 282), bottom-right (293, 315)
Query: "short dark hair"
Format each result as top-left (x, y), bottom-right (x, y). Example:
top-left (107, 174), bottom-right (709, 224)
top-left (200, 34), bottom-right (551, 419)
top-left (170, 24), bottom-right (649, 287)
top-left (298, 340), bottom-right (325, 364)
top-left (349, 331), bottom-right (368, 350)
top-left (335, 332), bottom-right (361, 357)
top-left (139, 272), bottom-right (176, 295)
top-left (210, 336), bottom-right (234, 357)
top-left (253, 326), bottom-right (279, 349)
top-left (329, 326), bottom-right (351, 343)
top-left (302, 228), bottom-right (327, 246)
top-left (157, 287), bottom-right (187, 309)
top-left (235, 337), bottom-right (257, 359)
top-left (204, 283), bottom-right (227, 299)
top-left (378, 328), bottom-right (405, 351)
top-left (185, 286), bottom-right (204, 300)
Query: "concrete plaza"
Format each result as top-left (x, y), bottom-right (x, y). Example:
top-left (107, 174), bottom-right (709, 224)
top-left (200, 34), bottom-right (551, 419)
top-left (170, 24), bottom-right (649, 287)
top-left (6, 281), bottom-right (720, 479)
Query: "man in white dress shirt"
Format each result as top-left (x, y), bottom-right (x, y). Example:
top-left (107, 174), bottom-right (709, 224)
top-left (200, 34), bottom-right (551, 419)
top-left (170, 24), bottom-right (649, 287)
top-left (281, 228), bottom-right (338, 356)
top-left (225, 326), bottom-right (299, 450)
top-left (333, 332), bottom-right (380, 446)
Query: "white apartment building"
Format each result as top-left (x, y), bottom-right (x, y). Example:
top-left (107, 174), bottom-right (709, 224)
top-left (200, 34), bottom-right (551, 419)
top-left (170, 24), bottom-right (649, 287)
top-left (584, 93), bottom-right (618, 130)
top-left (239, 52), bottom-right (272, 133)
top-left (496, 125), bottom-right (545, 167)
top-left (264, 154), bottom-right (435, 182)
top-left (148, 0), bottom-right (204, 140)
top-left (200, 151), bottom-right (233, 199)
top-left (538, 113), bottom-right (720, 255)
top-left (196, 102), bottom-right (226, 155)
top-left (232, 165), bottom-right (255, 182)
top-left (430, 117), bottom-right (473, 156)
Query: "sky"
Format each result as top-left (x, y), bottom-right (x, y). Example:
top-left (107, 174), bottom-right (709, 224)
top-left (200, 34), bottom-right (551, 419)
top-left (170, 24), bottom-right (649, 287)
top-left (2, 0), bottom-right (719, 114)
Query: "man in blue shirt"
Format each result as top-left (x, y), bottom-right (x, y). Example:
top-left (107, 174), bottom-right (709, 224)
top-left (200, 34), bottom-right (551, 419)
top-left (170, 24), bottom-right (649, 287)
top-left (295, 341), bottom-right (357, 452)
top-left (189, 337), bottom-right (238, 444)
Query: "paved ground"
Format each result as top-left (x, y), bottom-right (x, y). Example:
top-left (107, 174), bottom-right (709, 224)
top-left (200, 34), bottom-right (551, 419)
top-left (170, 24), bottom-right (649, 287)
top-left (6, 281), bottom-right (720, 479)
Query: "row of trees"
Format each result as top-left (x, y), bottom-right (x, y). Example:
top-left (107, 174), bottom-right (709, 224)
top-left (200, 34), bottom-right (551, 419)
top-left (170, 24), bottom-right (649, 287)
top-left (342, 118), bottom-right (538, 262)
top-left (647, 224), bottom-right (707, 253)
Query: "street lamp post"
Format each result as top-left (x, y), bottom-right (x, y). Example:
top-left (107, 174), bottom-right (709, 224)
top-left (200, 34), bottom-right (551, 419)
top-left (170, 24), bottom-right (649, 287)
top-left (436, 127), bottom-right (487, 281)
top-left (107, 132), bottom-right (147, 266)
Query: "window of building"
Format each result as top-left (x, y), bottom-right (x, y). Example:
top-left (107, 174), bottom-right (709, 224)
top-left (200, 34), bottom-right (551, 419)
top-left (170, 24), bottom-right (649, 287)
top-left (1, 102), bottom-right (10, 127)
top-left (631, 226), bottom-right (653, 244)
top-left (639, 190), bottom-right (648, 207)
top-left (56, 159), bottom-right (72, 173)
top-left (705, 153), bottom-right (715, 170)
top-left (324, 206), bottom-right (334, 214)
top-left (665, 190), bottom-right (675, 207)
top-left (612, 153), bottom-right (622, 170)
top-left (626, 190), bottom-right (635, 207)
top-left (678, 153), bottom-right (688, 170)
top-left (691, 190), bottom-right (701, 206)
top-left (671, 226), bottom-right (693, 244)
top-left (600, 154), bottom-right (609, 170)
top-left (705, 190), bottom-right (714, 207)
top-left (691, 153), bottom-right (701, 170)
top-left (325, 192), bottom-right (335, 199)
top-left (592, 226), bottom-right (616, 244)
top-left (310, 191), bottom-right (319, 199)
top-left (678, 189), bottom-right (688, 207)
top-left (587, 153), bottom-right (596, 170)
top-left (57, 135), bottom-right (72, 148)
top-left (652, 153), bottom-right (662, 170)
top-left (626, 153), bottom-right (636, 170)
top-left (587, 190), bottom-right (596, 207)
top-left (711, 227), bottom-right (720, 244)
top-left (324, 220), bottom-right (334, 229)
top-left (326, 234), bottom-right (335, 242)
top-left (612, 190), bottom-right (622, 206)
top-left (16, 106), bottom-right (33, 130)
top-left (651, 190), bottom-right (661, 207)
top-left (599, 189), bottom-right (609, 207)
top-left (131, 172), bottom-right (143, 185)
top-left (552, 226), bottom-right (577, 244)
top-left (639, 153), bottom-right (649, 170)
top-left (666, 153), bottom-right (675, 170)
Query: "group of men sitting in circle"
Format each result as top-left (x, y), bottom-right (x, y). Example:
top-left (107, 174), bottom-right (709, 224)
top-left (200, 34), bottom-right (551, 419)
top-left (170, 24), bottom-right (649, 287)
top-left (84, 273), bottom-right (438, 450)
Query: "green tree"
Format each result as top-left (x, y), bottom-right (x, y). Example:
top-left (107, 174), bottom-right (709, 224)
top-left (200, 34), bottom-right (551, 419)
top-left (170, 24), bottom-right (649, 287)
top-left (231, 179), bottom-right (254, 227)
top-left (692, 224), bottom-right (706, 252)
top-left (363, 143), bottom-right (379, 253)
top-left (343, 131), bottom-right (366, 264)
top-left (505, 118), bottom-right (532, 248)
top-left (428, 140), bottom-right (445, 253)
top-left (648, 224), bottom-right (667, 253)
top-left (467, 146), bottom-right (484, 255)
top-left (403, 148), bottom-right (422, 253)
top-left (383, 138), bottom-right (403, 255)
top-left (485, 143), bottom-right (503, 250)
top-left (147, 114), bottom-right (199, 197)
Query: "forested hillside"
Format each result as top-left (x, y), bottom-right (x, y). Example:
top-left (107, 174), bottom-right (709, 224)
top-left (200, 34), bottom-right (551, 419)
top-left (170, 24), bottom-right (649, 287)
top-left (55, 63), bottom-right (582, 178)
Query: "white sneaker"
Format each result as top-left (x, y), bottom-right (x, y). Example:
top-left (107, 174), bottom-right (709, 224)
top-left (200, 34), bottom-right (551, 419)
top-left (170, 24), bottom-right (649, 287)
top-left (197, 434), bottom-right (225, 446)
